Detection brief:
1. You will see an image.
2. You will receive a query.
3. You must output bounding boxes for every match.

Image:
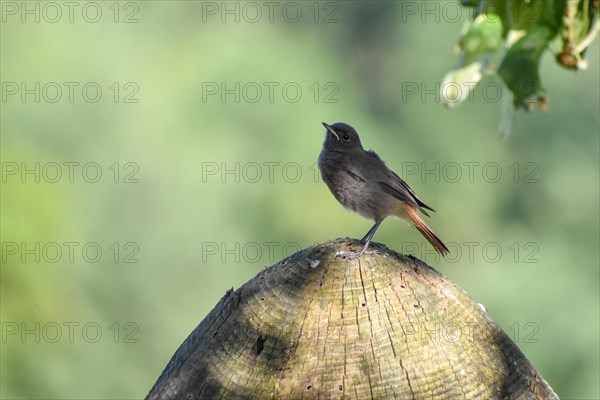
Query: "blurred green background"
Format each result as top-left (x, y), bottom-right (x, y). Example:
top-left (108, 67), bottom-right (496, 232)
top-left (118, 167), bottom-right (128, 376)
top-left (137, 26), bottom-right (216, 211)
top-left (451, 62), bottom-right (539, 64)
top-left (1, 1), bottom-right (598, 399)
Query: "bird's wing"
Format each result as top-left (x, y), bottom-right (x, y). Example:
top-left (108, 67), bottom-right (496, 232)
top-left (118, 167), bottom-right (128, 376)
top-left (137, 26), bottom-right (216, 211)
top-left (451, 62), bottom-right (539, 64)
top-left (350, 150), bottom-right (435, 216)
top-left (343, 168), bottom-right (367, 183)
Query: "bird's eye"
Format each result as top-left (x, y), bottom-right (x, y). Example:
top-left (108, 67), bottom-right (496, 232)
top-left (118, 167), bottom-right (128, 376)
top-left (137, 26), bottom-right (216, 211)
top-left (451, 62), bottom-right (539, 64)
top-left (343, 134), bottom-right (350, 141)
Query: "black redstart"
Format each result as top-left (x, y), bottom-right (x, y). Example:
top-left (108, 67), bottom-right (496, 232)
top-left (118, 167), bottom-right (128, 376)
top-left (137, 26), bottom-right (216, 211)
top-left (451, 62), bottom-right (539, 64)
top-left (318, 122), bottom-right (449, 257)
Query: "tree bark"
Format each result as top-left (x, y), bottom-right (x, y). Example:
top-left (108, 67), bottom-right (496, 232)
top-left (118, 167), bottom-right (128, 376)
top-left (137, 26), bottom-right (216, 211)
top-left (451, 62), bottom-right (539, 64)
top-left (146, 238), bottom-right (559, 400)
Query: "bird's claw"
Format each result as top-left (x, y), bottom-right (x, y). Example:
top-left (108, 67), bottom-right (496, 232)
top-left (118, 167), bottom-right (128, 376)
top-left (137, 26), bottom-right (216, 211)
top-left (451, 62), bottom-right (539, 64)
top-left (335, 248), bottom-right (377, 259)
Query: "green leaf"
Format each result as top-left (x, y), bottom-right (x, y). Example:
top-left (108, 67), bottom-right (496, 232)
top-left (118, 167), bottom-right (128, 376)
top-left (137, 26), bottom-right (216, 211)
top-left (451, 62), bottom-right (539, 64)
top-left (443, 0), bottom-right (598, 124)
top-left (441, 62), bottom-right (484, 107)
top-left (508, 0), bottom-right (565, 33)
top-left (460, 14), bottom-right (504, 60)
top-left (498, 25), bottom-right (554, 107)
top-left (476, 0), bottom-right (566, 36)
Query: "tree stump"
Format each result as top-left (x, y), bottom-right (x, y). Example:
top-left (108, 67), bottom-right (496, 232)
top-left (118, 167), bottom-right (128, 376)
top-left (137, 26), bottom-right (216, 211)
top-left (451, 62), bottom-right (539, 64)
top-left (146, 238), bottom-right (558, 399)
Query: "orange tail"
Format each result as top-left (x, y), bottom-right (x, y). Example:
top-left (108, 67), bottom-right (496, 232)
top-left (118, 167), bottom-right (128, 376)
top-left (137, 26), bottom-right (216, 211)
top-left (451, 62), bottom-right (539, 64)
top-left (402, 205), bottom-right (449, 256)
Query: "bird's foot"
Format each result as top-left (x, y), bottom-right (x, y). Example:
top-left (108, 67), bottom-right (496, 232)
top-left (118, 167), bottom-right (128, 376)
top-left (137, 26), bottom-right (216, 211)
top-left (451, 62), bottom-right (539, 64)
top-left (335, 248), bottom-right (377, 259)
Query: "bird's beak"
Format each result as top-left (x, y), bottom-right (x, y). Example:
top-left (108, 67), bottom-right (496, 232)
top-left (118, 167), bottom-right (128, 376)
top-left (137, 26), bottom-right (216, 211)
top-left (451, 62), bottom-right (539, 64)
top-left (322, 122), bottom-right (339, 140)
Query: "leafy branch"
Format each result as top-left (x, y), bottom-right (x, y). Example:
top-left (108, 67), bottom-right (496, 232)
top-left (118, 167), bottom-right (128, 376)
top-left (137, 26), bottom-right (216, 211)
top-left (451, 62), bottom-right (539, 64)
top-left (442, 0), bottom-right (599, 134)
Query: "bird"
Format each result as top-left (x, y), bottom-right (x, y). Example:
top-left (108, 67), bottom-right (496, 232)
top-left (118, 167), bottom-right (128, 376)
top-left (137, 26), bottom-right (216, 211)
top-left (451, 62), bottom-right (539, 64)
top-left (318, 122), bottom-right (449, 257)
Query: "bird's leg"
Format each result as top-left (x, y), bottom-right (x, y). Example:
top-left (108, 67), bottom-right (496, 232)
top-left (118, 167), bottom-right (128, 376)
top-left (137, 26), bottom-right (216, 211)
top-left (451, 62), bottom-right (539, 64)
top-left (357, 220), bottom-right (382, 254)
top-left (341, 220), bottom-right (382, 259)
top-left (360, 221), bottom-right (380, 242)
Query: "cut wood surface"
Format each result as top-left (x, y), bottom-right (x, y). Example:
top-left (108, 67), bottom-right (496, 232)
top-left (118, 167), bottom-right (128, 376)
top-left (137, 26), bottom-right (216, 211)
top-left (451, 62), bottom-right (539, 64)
top-left (147, 238), bottom-right (558, 400)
